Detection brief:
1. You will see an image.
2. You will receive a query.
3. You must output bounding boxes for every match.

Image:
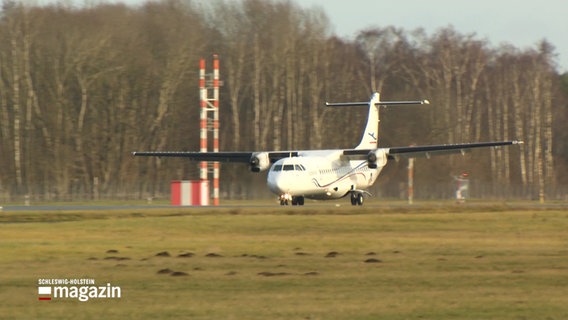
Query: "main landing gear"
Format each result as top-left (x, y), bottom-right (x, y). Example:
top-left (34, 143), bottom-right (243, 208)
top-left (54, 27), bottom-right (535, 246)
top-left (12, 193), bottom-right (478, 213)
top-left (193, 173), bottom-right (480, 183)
top-left (279, 194), bottom-right (305, 206)
top-left (350, 192), bottom-right (364, 206)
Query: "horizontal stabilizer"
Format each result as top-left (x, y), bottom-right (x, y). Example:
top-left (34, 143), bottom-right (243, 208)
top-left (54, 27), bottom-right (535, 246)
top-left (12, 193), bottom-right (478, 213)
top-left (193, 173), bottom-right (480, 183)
top-left (377, 100), bottom-right (429, 106)
top-left (325, 101), bottom-right (368, 107)
top-left (325, 100), bottom-right (429, 107)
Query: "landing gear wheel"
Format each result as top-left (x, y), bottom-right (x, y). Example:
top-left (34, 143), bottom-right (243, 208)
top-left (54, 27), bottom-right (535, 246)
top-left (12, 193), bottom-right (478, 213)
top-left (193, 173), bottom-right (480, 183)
top-left (291, 196), bottom-right (305, 206)
top-left (351, 193), bottom-right (364, 206)
top-left (279, 194), bottom-right (293, 205)
top-left (356, 193), bottom-right (364, 206)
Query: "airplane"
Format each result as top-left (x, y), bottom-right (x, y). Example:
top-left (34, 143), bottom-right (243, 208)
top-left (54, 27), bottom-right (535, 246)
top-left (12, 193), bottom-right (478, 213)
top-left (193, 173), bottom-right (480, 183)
top-left (132, 92), bottom-right (522, 206)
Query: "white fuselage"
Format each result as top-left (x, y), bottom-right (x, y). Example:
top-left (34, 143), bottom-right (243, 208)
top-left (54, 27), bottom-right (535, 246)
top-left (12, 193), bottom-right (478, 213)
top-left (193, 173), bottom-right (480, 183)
top-left (267, 150), bottom-right (383, 200)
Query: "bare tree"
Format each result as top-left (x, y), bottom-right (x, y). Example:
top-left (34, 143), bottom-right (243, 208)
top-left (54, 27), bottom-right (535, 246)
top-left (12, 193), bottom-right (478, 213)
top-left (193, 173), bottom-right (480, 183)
top-left (0, 1), bottom-right (564, 201)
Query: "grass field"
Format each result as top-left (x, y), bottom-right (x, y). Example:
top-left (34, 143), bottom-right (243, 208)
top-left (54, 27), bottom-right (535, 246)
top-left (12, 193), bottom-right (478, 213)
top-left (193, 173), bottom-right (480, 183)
top-left (1, 202), bottom-right (567, 319)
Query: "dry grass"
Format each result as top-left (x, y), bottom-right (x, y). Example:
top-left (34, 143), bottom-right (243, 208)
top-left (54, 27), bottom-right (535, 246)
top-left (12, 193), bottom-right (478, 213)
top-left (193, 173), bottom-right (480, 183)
top-left (1, 204), bottom-right (567, 319)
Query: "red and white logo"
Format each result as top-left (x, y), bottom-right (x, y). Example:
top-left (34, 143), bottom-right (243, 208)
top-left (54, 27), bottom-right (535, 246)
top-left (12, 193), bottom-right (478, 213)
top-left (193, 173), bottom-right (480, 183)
top-left (38, 286), bottom-right (52, 301)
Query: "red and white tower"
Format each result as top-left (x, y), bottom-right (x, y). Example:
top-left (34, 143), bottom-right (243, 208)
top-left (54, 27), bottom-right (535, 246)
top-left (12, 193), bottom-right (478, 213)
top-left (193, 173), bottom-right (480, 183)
top-left (199, 54), bottom-right (220, 206)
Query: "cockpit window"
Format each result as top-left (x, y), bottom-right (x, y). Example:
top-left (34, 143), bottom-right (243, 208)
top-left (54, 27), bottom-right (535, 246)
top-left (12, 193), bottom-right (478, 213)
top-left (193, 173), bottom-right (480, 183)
top-left (273, 163), bottom-right (306, 172)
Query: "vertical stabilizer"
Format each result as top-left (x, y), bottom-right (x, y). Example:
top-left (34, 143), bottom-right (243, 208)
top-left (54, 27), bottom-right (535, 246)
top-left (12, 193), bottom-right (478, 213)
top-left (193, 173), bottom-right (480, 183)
top-left (355, 92), bottom-right (381, 150)
top-left (325, 92), bottom-right (428, 150)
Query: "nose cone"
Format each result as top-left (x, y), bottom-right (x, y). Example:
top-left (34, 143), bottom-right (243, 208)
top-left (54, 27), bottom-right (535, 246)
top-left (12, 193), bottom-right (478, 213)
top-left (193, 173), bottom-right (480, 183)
top-left (267, 172), bottom-right (292, 195)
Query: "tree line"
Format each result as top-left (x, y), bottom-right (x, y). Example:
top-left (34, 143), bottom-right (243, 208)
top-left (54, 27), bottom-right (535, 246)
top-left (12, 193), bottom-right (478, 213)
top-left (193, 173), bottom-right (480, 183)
top-left (0, 0), bottom-right (566, 202)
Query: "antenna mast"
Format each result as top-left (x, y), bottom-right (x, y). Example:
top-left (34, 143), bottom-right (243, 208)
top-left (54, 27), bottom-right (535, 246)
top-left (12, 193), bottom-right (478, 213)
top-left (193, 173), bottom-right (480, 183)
top-left (199, 54), bottom-right (220, 206)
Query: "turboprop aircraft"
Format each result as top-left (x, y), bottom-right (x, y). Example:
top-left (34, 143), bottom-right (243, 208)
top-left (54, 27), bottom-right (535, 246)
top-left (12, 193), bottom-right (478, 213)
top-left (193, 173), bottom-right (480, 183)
top-left (132, 93), bottom-right (522, 206)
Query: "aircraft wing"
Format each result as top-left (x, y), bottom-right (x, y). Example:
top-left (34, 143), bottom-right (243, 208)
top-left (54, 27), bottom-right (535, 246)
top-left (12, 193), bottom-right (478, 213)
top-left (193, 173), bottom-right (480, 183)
top-left (343, 141), bottom-right (522, 159)
top-left (133, 141), bottom-right (522, 165)
top-left (386, 141), bottom-right (523, 159)
top-left (131, 151), bottom-right (299, 163)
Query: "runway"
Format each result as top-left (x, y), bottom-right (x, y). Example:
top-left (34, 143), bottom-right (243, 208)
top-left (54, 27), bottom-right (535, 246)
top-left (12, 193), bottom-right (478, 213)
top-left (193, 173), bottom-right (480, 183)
top-left (1, 205), bottom-right (173, 212)
top-left (1, 201), bottom-right (566, 212)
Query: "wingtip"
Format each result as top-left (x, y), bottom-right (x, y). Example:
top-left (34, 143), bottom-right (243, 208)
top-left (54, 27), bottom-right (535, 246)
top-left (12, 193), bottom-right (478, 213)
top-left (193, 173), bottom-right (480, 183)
top-left (513, 140), bottom-right (524, 145)
top-left (422, 99), bottom-right (430, 105)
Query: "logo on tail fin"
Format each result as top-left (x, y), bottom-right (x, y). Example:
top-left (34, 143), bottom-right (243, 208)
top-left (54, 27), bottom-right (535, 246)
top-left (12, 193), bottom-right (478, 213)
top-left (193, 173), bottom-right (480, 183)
top-left (368, 132), bottom-right (377, 141)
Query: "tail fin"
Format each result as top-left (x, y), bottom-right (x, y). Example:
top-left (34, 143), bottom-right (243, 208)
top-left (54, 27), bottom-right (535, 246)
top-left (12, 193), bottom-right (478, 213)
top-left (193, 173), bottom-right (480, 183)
top-left (326, 92), bottom-right (429, 150)
top-left (357, 92), bottom-right (381, 149)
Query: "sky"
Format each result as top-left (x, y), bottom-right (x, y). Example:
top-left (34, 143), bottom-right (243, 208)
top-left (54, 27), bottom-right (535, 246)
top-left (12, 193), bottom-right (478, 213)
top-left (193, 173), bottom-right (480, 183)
top-left (293, 0), bottom-right (568, 72)
top-left (35, 0), bottom-right (568, 72)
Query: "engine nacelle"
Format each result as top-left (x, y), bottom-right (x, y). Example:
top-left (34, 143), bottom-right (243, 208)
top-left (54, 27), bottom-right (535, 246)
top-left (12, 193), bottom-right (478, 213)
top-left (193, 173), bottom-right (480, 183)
top-left (367, 149), bottom-right (387, 169)
top-left (250, 152), bottom-right (271, 172)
